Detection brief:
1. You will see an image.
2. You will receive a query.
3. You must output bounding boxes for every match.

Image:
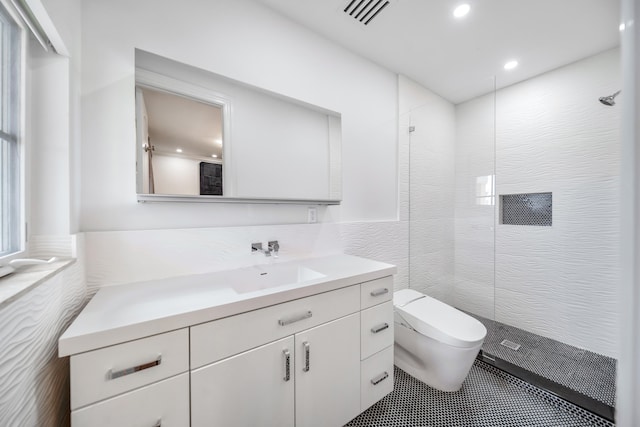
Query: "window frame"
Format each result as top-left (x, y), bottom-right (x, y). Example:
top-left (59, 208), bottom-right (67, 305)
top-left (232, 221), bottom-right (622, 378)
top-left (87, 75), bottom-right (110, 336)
top-left (0, 0), bottom-right (26, 262)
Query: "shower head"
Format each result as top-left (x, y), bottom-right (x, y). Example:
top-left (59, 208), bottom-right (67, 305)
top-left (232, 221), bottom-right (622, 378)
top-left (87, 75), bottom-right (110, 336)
top-left (599, 90), bottom-right (621, 106)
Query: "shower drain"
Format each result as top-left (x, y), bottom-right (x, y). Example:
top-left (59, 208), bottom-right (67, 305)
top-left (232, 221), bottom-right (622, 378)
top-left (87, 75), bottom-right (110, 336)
top-left (500, 339), bottom-right (522, 351)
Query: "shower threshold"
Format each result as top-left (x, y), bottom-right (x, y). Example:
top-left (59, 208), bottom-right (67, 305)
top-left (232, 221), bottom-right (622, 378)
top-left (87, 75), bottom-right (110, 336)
top-left (478, 351), bottom-right (615, 422)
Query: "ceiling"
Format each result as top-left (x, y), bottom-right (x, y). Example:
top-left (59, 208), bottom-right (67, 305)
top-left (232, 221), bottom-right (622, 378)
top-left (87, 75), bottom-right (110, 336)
top-left (254, 0), bottom-right (621, 104)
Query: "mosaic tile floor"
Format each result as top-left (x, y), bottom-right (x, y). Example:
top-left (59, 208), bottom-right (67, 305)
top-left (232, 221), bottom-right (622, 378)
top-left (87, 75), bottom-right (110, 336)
top-left (345, 361), bottom-right (615, 427)
top-left (473, 315), bottom-right (617, 407)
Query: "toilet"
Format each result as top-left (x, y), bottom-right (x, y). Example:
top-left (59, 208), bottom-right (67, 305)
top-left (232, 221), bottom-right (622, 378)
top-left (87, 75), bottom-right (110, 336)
top-left (393, 289), bottom-right (487, 392)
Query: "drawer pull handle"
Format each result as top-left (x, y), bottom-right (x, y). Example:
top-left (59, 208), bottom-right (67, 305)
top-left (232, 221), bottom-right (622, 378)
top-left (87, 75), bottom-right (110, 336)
top-left (278, 310), bottom-right (312, 326)
top-left (283, 349), bottom-right (291, 382)
top-left (107, 355), bottom-right (162, 380)
top-left (303, 341), bottom-right (310, 372)
top-left (370, 288), bottom-right (389, 297)
top-left (371, 371), bottom-right (389, 386)
top-left (371, 323), bottom-right (389, 334)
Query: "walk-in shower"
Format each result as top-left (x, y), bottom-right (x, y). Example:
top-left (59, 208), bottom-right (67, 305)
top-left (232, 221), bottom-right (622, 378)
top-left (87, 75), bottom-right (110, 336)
top-left (406, 47), bottom-right (620, 422)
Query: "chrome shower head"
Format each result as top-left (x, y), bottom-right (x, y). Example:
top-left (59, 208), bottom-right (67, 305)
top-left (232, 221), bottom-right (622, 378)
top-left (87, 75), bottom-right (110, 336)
top-left (599, 90), bottom-right (621, 106)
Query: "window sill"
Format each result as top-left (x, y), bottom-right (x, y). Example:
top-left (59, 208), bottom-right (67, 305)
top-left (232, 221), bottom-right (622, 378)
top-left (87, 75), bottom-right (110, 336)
top-left (0, 258), bottom-right (76, 309)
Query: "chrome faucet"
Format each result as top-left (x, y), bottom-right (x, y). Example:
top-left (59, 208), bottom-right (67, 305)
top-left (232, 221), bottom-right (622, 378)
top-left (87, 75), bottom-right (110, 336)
top-left (251, 241), bottom-right (280, 257)
top-left (268, 240), bottom-right (280, 258)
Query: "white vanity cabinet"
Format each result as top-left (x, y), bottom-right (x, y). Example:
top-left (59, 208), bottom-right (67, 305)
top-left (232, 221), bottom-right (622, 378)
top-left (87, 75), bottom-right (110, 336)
top-left (191, 313), bottom-right (361, 427)
top-left (190, 285), bottom-right (362, 427)
top-left (60, 254), bottom-right (397, 427)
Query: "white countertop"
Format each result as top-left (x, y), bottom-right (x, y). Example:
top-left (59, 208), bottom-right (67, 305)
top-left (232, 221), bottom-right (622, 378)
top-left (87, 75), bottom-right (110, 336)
top-left (59, 254), bottom-right (396, 357)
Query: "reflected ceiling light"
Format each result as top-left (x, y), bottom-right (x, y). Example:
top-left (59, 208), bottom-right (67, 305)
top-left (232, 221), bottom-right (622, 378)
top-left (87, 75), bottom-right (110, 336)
top-left (619, 23), bottom-right (626, 32)
top-left (176, 148), bottom-right (183, 153)
top-left (503, 60), bottom-right (518, 70)
top-left (453, 4), bottom-right (470, 18)
top-left (214, 139), bottom-right (223, 145)
top-left (211, 154), bottom-right (218, 158)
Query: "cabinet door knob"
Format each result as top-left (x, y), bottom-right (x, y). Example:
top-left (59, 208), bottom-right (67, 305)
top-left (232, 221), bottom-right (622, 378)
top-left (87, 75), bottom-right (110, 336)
top-left (371, 371), bottom-right (389, 386)
top-left (302, 341), bottom-right (310, 372)
top-left (278, 310), bottom-right (312, 326)
top-left (370, 288), bottom-right (389, 297)
top-left (371, 323), bottom-right (389, 334)
top-left (283, 349), bottom-right (291, 382)
top-left (107, 355), bottom-right (162, 380)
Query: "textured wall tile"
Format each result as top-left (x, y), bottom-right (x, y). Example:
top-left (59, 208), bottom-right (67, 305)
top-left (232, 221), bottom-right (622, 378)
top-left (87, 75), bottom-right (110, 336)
top-left (340, 221), bottom-right (409, 291)
top-left (0, 236), bottom-right (86, 427)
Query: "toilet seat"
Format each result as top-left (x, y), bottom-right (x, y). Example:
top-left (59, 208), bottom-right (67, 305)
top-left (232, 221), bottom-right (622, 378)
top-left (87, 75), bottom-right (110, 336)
top-left (393, 289), bottom-right (487, 348)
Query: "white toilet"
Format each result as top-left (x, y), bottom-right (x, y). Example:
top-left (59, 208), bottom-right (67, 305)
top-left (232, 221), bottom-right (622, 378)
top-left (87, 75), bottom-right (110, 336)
top-left (393, 289), bottom-right (487, 392)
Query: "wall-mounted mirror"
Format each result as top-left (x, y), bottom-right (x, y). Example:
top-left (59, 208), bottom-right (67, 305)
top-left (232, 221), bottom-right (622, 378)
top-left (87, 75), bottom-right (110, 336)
top-left (135, 50), bottom-right (342, 204)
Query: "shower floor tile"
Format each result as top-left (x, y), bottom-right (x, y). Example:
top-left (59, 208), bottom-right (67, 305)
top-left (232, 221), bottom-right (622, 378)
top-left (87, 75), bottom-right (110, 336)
top-left (344, 361), bottom-right (615, 427)
top-left (472, 315), bottom-right (617, 407)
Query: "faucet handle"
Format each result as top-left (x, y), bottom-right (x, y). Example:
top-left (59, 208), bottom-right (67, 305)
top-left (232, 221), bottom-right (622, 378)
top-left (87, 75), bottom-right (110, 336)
top-left (268, 240), bottom-right (280, 257)
top-left (251, 242), bottom-right (263, 253)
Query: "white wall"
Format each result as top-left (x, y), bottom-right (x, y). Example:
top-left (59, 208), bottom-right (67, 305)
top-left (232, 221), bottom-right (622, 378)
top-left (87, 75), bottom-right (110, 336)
top-left (455, 48), bottom-right (621, 357)
top-left (80, 0), bottom-right (398, 231)
top-left (399, 76), bottom-right (457, 304)
top-left (28, 47), bottom-right (72, 236)
top-left (152, 154), bottom-right (201, 196)
top-left (78, 0), bottom-right (408, 294)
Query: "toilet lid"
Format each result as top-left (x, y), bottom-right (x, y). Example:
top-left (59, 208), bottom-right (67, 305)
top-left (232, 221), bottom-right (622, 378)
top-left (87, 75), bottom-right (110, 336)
top-left (394, 290), bottom-right (487, 348)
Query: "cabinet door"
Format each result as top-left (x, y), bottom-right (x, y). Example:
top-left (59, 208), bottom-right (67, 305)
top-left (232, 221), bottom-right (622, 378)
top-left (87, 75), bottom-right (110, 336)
top-left (295, 313), bottom-right (361, 427)
top-left (191, 336), bottom-right (295, 427)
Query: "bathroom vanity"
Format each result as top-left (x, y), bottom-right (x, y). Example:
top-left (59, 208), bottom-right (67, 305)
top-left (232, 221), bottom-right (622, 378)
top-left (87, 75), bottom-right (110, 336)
top-left (59, 254), bottom-right (396, 427)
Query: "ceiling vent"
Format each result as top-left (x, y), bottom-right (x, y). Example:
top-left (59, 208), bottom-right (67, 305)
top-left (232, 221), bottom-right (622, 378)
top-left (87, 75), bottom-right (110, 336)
top-left (344, 0), bottom-right (390, 26)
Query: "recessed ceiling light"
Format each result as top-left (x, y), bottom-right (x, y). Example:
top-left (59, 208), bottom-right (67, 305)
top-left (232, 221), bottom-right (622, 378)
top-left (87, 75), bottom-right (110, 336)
top-left (504, 60), bottom-right (518, 70)
top-left (453, 4), bottom-right (470, 18)
top-left (176, 148), bottom-right (183, 153)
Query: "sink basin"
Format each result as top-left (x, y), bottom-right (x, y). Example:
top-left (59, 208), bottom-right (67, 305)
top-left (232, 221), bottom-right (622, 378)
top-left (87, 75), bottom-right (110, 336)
top-left (227, 263), bottom-right (326, 294)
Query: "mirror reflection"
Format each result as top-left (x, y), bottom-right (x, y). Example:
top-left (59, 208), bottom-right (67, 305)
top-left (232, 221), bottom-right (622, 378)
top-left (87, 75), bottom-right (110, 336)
top-left (136, 86), bottom-right (224, 196)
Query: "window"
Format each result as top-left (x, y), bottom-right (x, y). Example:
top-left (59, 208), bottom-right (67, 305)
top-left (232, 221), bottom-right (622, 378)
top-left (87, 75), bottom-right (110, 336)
top-left (0, 2), bottom-right (21, 257)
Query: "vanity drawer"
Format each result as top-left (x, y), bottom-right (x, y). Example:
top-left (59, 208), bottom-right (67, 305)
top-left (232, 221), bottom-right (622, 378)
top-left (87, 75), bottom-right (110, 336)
top-left (361, 346), bottom-right (394, 412)
top-left (70, 328), bottom-right (189, 410)
top-left (361, 301), bottom-right (394, 360)
top-left (191, 285), bottom-right (360, 368)
top-left (361, 276), bottom-right (393, 309)
top-left (71, 372), bottom-right (189, 427)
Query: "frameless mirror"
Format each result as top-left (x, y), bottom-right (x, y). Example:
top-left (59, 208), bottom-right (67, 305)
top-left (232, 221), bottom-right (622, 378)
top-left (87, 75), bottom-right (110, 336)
top-left (135, 50), bottom-right (342, 204)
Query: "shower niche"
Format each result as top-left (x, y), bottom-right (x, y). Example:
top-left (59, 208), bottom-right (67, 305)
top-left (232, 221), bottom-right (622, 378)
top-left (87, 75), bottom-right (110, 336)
top-left (500, 192), bottom-right (552, 226)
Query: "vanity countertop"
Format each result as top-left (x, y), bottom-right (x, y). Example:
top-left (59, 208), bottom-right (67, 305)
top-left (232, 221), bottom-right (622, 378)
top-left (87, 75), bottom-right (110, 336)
top-left (59, 254), bottom-right (396, 357)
